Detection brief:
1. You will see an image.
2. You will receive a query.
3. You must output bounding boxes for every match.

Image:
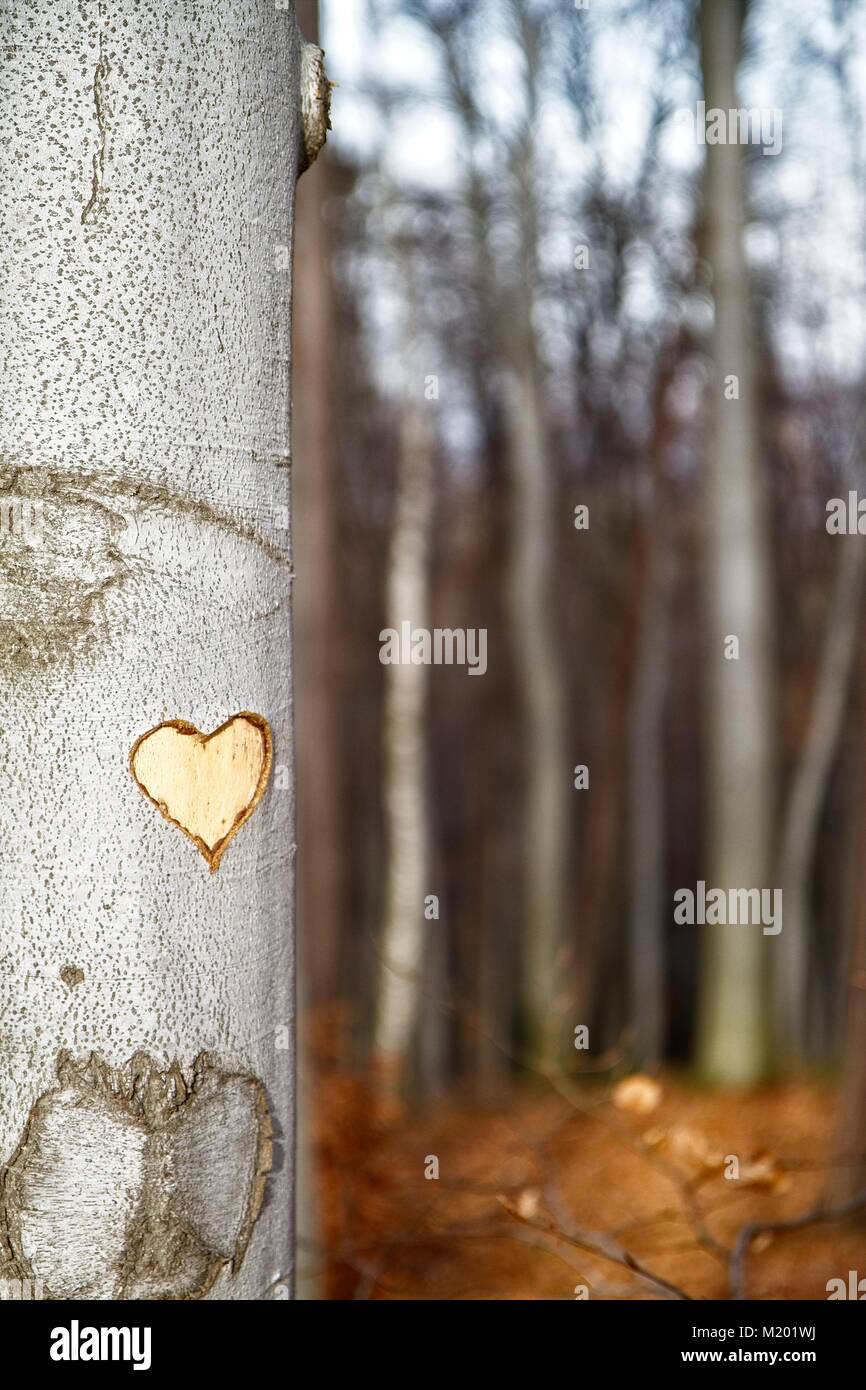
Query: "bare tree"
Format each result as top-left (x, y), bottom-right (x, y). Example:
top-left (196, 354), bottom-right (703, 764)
top-left (695, 0), bottom-right (777, 1084)
top-left (500, 0), bottom-right (570, 1071)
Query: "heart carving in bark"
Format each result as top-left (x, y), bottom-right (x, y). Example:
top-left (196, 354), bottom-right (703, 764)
top-left (130, 713), bottom-right (273, 872)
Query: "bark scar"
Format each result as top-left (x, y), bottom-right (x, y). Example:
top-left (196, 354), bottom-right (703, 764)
top-left (81, 28), bottom-right (109, 225)
top-left (0, 1051), bottom-right (273, 1300)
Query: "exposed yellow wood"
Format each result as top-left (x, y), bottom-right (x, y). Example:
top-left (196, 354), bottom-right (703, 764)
top-left (130, 713), bottom-right (273, 872)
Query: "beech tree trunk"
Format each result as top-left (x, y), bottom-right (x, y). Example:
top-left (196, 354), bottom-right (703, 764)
top-left (695, 0), bottom-right (777, 1085)
top-left (504, 354), bottom-right (569, 1072)
top-left (504, 0), bottom-right (569, 1073)
top-left (0, 0), bottom-right (327, 1300)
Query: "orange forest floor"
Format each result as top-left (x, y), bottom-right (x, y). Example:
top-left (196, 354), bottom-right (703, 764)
top-left (305, 1062), bottom-right (866, 1300)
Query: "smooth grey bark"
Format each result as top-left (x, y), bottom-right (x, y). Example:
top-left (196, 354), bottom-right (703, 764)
top-left (0, 0), bottom-right (326, 1300)
top-left (503, 0), bottom-right (569, 1073)
top-left (503, 354), bottom-right (569, 1072)
top-left (695, 0), bottom-right (777, 1084)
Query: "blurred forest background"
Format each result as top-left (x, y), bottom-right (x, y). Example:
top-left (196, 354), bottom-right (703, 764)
top-left (292, 0), bottom-right (866, 1298)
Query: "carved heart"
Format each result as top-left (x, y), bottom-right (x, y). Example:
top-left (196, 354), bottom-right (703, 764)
top-left (130, 713), bottom-right (273, 872)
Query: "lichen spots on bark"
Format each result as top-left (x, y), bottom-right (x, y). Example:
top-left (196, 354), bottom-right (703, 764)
top-left (130, 713), bottom-right (274, 872)
top-left (0, 1051), bottom-right (272, 1300)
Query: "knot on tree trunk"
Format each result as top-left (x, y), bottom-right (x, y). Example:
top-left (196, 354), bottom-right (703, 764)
top-left (299, 43), bottom-right (332, 174)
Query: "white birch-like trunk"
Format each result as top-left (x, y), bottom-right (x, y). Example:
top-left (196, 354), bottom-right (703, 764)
top-left (0, 0), bottom-right (327, 1301)
top-left (373, 402), bottom-right (434, 1092)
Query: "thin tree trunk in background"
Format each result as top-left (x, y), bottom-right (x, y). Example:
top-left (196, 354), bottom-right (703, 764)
top-left (630, 522), bottom-right (677, 1063)
top-left (626, 339), bottom-right (683, 1066)
top-left (575, 572), bottom-right (638, 1039)
top-left (696, 0), bottom-right (777, 1085)
top-left (503, 353), bottom-right (569, 1072)
top-left (475, 447), bottom-right (516, 1098)
top-left (373, 401), bottom-right (435, 1096)
top-left (445, 74), bottom-right (514, 1096)
top-left (833, 903), bottom-right (866, 1204)
top-left (777, 534), bottom-right (866, 1062)
top-left (432, 7), bottom-right (564, 1089)
top-left (830, 632), bottom-right (866, 1203)
top-left (0, 0), bottom-right (324, 1298)
top-left (504, 1), bottom-right (569, 1073)
top-left (294, 0), bottom-right (346, 1015)
top-left (629, 477), bottom-right (677, 1064)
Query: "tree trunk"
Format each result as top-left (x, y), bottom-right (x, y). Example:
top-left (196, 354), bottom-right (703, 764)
top-left (293, 0), bottom-right (338, 1306)
top-left (373, 401), bottom-right (435, 1097)
top-left (293, 0), bottom-right (346, 1013)
top-left (0, 0), bottom-right (327, 1300)
top-left (628, 514), bottom-right (672, 1066)
top-left (628, 358), bottom-right (680, 1066)
top-left (503, 0), bottom-right (569, 1073)
top-left (503, 353), bottom-right (569, 1073)
top-left (777, 533), bottom-right (866, 1061)
top-left (695, 0), bottom-right (777, 1085)
top-left (830, 635), bottom-right (866, 1204)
